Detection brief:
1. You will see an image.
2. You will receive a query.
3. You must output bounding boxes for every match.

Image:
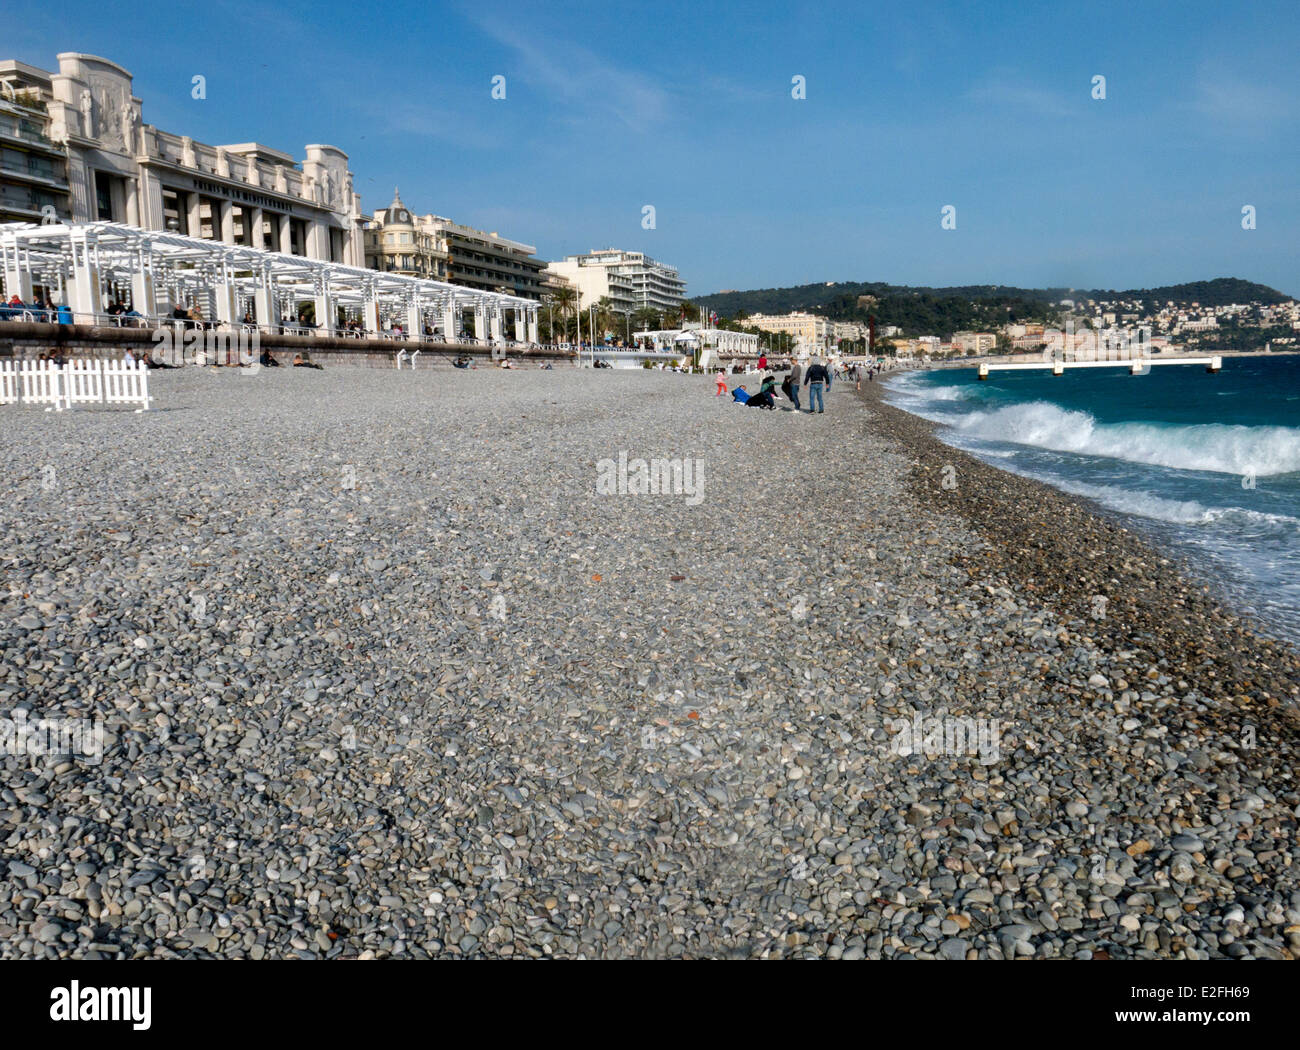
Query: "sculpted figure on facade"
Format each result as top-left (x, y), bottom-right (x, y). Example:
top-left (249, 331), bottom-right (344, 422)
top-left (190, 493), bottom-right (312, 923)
top-left (120, 100), bottom-right (138, 154)
top-left (79, 89), bottom-right (94, 137)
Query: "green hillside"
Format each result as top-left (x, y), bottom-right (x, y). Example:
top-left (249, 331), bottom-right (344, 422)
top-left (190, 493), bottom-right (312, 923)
top-left (696, 277), bottom-right (1291, 337)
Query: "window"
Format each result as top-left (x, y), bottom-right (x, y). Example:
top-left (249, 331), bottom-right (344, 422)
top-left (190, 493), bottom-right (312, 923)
top-left (161, 189), bottom-right (184, 233)
top-left (94, 170), bottom-right (115, 221)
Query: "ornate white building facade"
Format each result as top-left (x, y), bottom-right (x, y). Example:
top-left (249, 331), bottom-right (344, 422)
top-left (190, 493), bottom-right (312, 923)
top-left (0, 52), bottom-right (362, 265)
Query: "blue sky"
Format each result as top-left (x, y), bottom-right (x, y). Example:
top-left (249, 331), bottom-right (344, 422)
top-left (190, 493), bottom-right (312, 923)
top-left (10, 0), bottom-right (1299, 297)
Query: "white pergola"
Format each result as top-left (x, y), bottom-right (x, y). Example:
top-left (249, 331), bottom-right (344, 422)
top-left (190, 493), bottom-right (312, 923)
top-left (0, 221), bottom-right (540, 342)
top-left (633, 327), bottom-right (759, 354)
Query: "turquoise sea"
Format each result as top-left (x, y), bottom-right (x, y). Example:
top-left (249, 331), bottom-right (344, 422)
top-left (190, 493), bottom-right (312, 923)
top-left (885, 355), bottom-right (1300, 645)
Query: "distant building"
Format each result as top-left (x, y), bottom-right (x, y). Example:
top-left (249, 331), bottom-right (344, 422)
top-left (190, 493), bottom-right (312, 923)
top-left (833, 320), bottom-right (868, 343)
top-left (363, 188), bottom-right (547, 300)
top-left (546, 249), bottom-right (685, 314)
top-left (0, 52), bottom-right (362, 264)
top-left (361, 188), bottom-right (447, 279)
top-left (953, 331), bottom-right (996, 354)
top-left (743, 311), bottom-right (833, 351)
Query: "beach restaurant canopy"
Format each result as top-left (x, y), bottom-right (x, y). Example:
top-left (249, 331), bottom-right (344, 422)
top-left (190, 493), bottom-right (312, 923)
top-left (633, 327), bottom-right (759, 354)
top-left (0, 220), bottom-right (540, 341)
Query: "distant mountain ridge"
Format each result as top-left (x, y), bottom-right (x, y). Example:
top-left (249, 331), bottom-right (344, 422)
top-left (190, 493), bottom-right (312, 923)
top-left (696, 278), bottom-right (1292, 323)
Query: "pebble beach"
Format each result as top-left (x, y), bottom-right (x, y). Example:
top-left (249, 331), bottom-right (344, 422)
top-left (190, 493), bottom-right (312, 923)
top-left (2, 366), bottom-right (1298, 959)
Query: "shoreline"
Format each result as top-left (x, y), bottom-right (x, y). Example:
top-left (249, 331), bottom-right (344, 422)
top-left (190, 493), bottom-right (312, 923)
top-left (855, 376), bottom-right (1300, 720)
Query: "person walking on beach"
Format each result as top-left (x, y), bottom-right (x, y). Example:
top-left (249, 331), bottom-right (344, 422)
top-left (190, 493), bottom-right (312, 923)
top-left (787, 358), bottom-right (802, 411)
top-left (804, 358), bottom-right (830, 413)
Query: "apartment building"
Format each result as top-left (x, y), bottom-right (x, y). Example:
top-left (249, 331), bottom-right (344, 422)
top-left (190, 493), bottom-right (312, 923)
top-left (543, 254), bottom-right (636, 314)
top-left (363, 189), bottom-right (547, 299)
top-left (0, 65), bottom-right (70, 223)
top-left (362, 187), bottom-right (447, 279)
top-left (952, 331), bottom-right (996, 354)
top-left (547, 249), bottom-right (685, 314)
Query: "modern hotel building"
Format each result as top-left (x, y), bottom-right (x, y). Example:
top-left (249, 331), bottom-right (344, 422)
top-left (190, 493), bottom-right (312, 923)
top-left (546, 249), bottom-right (685, 314)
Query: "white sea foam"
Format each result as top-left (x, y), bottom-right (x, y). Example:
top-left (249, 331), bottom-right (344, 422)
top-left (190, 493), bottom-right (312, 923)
top-left (950, 401), bottom-right (1300, 476)
top-left (1048, 479), bottom-right (1300, 533)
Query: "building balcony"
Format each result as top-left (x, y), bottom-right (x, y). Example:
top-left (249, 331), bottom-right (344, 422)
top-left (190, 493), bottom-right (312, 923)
top-left (0, 160), bottom-right (68, 189)
top-left (0, 120), bottom-right (61, 154)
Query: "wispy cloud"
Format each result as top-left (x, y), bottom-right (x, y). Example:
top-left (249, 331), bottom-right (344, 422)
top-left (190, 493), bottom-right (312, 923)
top-left (966, 74), bottom-right (1071, 119)
top-left (463, 11), bottom-right (675, 130)
top-left (345, 98), bottom-right (504, 152)
top-left (1193, 67), bottom-right (1292, 129)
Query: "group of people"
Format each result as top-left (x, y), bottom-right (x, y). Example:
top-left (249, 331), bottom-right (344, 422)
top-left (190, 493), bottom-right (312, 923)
top-left (719, 358), bottom-right (835, 412)
top-left (2, 295), bottom-right (72, 324)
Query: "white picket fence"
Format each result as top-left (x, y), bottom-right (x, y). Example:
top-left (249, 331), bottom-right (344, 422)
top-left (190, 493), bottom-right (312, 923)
top-left (0, 359), bottom-right (151, 412)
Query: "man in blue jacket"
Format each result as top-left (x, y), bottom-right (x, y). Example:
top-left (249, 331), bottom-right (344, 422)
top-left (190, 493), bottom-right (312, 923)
top-left (803, 359), bottom-right (830, 413)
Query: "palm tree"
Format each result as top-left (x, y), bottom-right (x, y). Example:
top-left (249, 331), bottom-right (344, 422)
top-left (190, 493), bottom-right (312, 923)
top-left (594, 296), bottom-right (616, 342)
top-left (551, 285), bottom-right (577, 341)
top-left (632, 307), bottom-right (659, 334)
